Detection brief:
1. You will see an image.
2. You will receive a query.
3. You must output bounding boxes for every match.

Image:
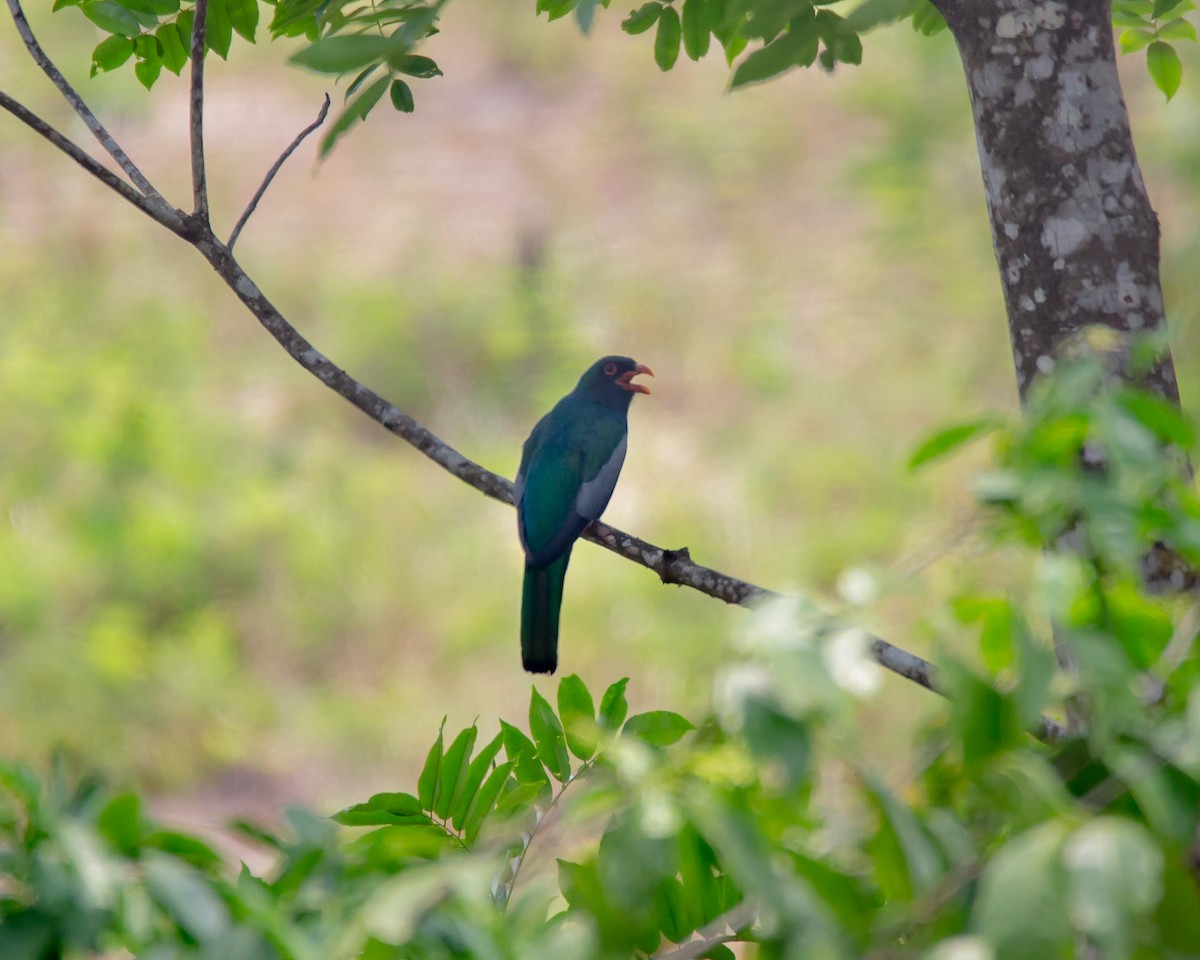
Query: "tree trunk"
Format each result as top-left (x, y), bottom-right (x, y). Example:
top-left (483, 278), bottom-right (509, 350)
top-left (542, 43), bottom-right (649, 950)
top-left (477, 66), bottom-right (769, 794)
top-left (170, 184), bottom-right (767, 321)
top-left (931, 0), bottom-right (1181, 404)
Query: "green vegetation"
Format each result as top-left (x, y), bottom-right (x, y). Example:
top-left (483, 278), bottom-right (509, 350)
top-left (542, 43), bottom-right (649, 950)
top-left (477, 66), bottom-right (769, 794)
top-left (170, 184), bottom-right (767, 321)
top-left (4, 0), bottom-right (1200, 955)
top-left (5, 354), bottom-right (1200, 956)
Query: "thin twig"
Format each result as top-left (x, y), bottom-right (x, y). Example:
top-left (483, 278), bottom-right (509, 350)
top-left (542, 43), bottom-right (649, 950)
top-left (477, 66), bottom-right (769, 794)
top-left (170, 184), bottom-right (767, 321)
top-left (189, 0), bottom-right (210, 221)
top-left (0, 90), bottom-right (186, 236)
top-left (228, 94), bottom-right (331, 251)
top-left (5, 0), bottom-right (169, 208)
top-left (504, 760), bottom-right (596, 905)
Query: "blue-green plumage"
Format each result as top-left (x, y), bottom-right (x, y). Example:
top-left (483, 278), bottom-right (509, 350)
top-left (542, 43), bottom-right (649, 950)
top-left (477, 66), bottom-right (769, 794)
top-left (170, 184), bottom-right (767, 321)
top-left (515, 356), bottom-right (652, 673)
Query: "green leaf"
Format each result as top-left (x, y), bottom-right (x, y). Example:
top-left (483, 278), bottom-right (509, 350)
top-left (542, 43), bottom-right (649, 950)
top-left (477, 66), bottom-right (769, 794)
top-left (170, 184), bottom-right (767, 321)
top-left (1157, 852), bottom-right (1200, 951)
top-left (450, 729), bottom-right (504, 829)
top-left (622, 1), bottom-right (663, 34)
top-left (910, 0), bottom-right (946, 34)
top-left (908, 417), bottom-right (1002, 470)
top-left (829, 29), bottom-right (862, 65)
top-left (682, 0), bottom-right (711, 59)
top-left (144, 830), bottom-right (223, 868)
top-left (678, 823), bottom-right (722, 926)
top-left (345, 63), bottom-right (380, 100)
top-left (537, 0), bottom-right (577, 20)
top-left (90, 34), bottom-right (135, 75)
top-left (740, 694), bottom-right (810, 789)
top-left (1115, 389), bottom-right (1196, 447)
top-left (530, 686), bottom-right (572, 782)
top-left (157, 22), bottom-right (188, 72)
top-left (229, 819), bottom-right (283, 850)
top-left (731, 15), bottom-right (819, 88)
top-left (97, 792), bottom-right (143, 856)
top-left (224, 0), bottom-right (257, 41)
top-left (333, 792), bottom-right (430, 826)
top-left (417, 721), bottom-right (444, 812)
top-left (1107, 580), bottom-right (1172, 668)
top-left (599, 677), bottom-right (630, 730)
top-left (206, 0), bottom-right (234, 58)
top-left (133, 35), bottom-right (163, 89)
top-left (435, 725), bottom-right (477, 820)
top-left (175, 10), bottom-right (194, 58)
top-left (1156, 15), bottom-right (1197, 40)
top-left (558, 674), bottom-right (598, 761)
top-left (1153, 0), bottom-right (1187, 17)
top-left (574, 0), bottom-right (600, 32)
top-left (742, 0), bottom-right (810, 42)
top-left (655, 877), bottom-right (692, 942)
top-left (144, 853), bottom-right (230, 942)
top-left (1147, 40), bottom-right (1183, 99)
top-left (865, 774), bottom-right (944, 899)
top-left (391, 53), bottom-right (442, 78)
top-left (82, 0), bottom-right (142, 37)
top-left (949, 665), bottom-right (1023, 769)
top-left (501, 720), bottom-right (549, 788)
top-left (390, 78), bottom-right (415, 112)
top-left (292, 34), bottom-right (391, 74)
top-left (346, 822), bottom-right (456, 861)
top-left (1119, 26), bottom-right (1156, 51)
top-left (844, 0), bottom-right (917, 32)
top-left (463, 759), bottom-right (515, 845)
top-left (1113, 6), bottom-right (1152, 29)
top-left (622, 710), bottom-right (694, 746)
top-left (953, 595), bottom-right (1015, 674)
top-left (0, 913), bottom-right (56, 959)
top-left (974, 822), bottom-right (1072, 960)
top-left (654, 5), bottom-right (682, 70)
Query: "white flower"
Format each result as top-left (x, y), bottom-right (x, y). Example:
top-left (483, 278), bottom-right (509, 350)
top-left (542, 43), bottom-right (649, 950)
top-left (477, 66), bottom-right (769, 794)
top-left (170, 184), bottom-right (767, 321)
top-left (823, 628), bottom-right (882, 698)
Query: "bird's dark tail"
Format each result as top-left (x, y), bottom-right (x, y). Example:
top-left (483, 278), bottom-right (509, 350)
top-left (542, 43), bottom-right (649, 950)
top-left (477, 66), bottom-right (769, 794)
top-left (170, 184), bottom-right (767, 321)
top-left (521, 552), bottom-right (570, 674)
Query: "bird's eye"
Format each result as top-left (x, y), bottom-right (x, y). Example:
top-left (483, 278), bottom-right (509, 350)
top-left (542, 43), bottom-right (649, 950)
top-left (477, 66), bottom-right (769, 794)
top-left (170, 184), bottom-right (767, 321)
top-left (603, 362), bottom-right (618, 375)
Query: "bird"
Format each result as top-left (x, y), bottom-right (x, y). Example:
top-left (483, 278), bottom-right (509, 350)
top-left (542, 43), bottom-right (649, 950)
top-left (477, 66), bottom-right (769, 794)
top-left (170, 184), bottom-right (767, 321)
top-left (514, 356), bottom-right (653, 674)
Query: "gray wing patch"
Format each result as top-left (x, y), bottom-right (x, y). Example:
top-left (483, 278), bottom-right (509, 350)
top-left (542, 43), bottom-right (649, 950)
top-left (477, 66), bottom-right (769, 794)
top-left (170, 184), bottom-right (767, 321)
top-left (574, 433), bottom-right (627, 521)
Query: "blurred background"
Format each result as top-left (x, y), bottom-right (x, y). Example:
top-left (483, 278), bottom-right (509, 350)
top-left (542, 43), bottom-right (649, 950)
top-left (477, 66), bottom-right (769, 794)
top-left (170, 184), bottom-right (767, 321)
top-left (1, 3), bottom-right (1199, 831)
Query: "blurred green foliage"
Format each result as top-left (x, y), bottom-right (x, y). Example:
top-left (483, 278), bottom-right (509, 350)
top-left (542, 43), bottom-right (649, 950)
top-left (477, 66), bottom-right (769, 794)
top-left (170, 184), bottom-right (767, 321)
top-left (4, 354), bottom-right (1200, 956)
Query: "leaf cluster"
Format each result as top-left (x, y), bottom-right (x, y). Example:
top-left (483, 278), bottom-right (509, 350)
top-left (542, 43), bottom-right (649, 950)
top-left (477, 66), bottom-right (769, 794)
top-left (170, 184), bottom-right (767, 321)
top-left (54, 0), bottom-right (445, 153)
top-left (1115, 0), bottom-right (1198, 100)
top-left (58, 0), bottom-right (1200, 154)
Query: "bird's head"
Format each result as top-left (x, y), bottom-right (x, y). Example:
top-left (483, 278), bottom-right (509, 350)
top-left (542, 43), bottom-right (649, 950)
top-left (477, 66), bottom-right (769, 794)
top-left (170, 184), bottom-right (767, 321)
top-left (576, 356), bottom-right (654, 406)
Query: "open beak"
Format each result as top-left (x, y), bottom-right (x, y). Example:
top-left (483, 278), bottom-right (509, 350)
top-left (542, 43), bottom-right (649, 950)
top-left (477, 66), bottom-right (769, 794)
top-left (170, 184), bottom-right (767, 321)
top-left (617, 362), bottom-right (654, 395)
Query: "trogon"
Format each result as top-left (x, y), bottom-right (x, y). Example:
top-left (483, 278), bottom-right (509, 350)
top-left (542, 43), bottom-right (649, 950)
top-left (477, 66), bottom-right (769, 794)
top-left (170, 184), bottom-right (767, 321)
top-left (514, 356), bottom-right (653, 673)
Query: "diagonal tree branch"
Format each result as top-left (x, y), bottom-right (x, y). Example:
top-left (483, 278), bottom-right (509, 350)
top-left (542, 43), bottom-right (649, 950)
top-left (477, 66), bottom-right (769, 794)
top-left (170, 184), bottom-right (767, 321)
top-left (189, 0), bottom-right (211, 222)
top-left (0, 90), bottom-right (186, 236)
top-left (194, 234), bottom-right (1069, 744)
top-left (228, 94), bottom-right (331, 251)
top-left (6, 0), bottom-right (169, 209)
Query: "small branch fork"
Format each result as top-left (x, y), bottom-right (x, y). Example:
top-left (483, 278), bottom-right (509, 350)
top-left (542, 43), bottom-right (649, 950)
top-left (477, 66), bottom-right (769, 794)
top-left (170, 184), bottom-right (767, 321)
top-left (0, 0), bottom-right (1067, 746)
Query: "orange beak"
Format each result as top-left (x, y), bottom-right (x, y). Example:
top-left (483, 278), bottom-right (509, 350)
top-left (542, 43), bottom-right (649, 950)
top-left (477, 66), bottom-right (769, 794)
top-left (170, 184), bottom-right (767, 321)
top-left (616, 363), bottom-right (654, 395)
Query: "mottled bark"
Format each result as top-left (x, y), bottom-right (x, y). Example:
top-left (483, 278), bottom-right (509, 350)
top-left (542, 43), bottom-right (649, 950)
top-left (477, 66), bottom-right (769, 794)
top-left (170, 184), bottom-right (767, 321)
top-left (932, 0), bottom-right (1180, 402)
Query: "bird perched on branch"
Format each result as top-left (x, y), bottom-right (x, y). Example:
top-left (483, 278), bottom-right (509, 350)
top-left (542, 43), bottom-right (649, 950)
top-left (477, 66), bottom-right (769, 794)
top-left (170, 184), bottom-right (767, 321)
top-left (514, 356), bottom-right (653, 673)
